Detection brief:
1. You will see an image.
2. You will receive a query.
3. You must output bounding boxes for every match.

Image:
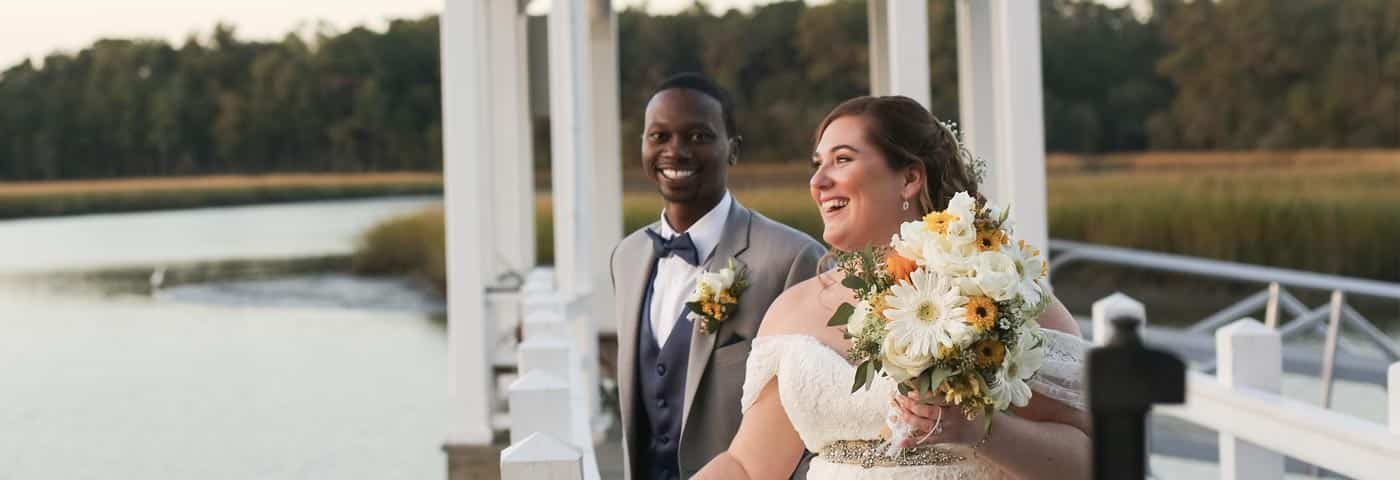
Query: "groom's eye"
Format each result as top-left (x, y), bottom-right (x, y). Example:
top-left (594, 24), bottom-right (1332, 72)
top-left (646, 132), bottom-right (667, 143)
top-left (688, 132), bottom-right (713, 144)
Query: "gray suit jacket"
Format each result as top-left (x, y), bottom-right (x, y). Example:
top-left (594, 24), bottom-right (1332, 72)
top-left (610, 199), bottom-right (825, 479)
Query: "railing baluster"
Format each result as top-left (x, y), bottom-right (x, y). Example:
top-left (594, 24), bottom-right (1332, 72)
top-left (1263, 282), bottom-right (1280, 329)
top-left (1217, 318), bottom-right (1284, 480)
top-left (1088, 307), bottom-right (1185, 480)
top-left (500, 433), bottom-right (583, 480)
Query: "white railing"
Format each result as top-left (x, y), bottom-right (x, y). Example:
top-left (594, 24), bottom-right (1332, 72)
top-left (1093, 294), bottom-right (1400, 480)
top-left (498, 268), bottom-right (602, 480)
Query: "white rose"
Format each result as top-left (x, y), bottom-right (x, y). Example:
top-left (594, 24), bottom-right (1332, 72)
top-left (881, 332), bottom-right (932, 383)
top-left (847, 300), bottom-right (874, 336)
top-left (894, 221), bottom-right (934, 265)
top-left (971, 251), bottom-right (1020, 301)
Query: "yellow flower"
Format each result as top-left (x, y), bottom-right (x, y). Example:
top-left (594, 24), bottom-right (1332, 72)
top-left (923, 211), bottom-right (960, 234)
top-left (936, 344), bottom-right (958, 360)
top-left (867, 292), bottom-right (891, 323)
top-left (965, 296), bottom-right (998, 332)
top-left (972, 339), bottom-right (1007, 368)
top-left (938, 372), bottom-right (986, 406)
top-left (717, 291), bottom-right (736, 304)
top-left (975, 228), bottom-right (1007, 252)
top-left (703, 303), bottom-right (724, 318)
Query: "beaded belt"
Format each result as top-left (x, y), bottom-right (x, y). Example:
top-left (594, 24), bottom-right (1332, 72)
top-left (818, 440), bottom-right (967, 469)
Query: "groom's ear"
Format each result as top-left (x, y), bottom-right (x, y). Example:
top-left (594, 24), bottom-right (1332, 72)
top-left (727, 136), bottom-right (742, 166)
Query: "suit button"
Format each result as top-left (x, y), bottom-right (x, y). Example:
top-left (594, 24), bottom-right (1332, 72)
top-left (657, 364), bottom-right (667, 376)
top-left (657, 398), bottom-right (667, 408)
top-left (659, 434), bottom-right (670, 444)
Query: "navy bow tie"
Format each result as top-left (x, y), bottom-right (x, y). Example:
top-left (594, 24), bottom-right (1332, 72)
top-left (646, 230), bottom-right (700, 266)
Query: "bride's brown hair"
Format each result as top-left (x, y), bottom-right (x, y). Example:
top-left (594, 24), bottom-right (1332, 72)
top-left (813, 95), bottom-right (980, 215)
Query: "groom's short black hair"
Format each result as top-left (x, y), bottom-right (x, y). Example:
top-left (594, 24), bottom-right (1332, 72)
top-left (652, 72), bottom-right (739, 138)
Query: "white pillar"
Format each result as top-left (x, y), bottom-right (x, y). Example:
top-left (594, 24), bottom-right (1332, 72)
top-left (955, 0), bottom-right (998, 173)
top-left (1091, 292), bottom-right (1146, 346)
top-left (867, 0), bottom-right (930, 108)
top-left (588, 0), bottom-right (623, 338)
top-left (500, 433), bottom-right (584, 480)
top-left (440, 0), bottom-right (494, 446)
top-left (957, 0), bottom-right (1049, 253)
top-left (549, 0), bottom-right (595, 299)
top-left (548, 0), bottom-right (604, 441)
top-left (1389, 362), bottom-right (1400, 435)
top-left (519, 335), bottom-right (574, 381)
top-left (990, 0), bottom-right (1049, 252)
top-left (487, 0), bottom-right (537, 277)
top-left (1216, 318), bottom-right (1285, 480)
top-left (867, 0), bottom-right (890, 96)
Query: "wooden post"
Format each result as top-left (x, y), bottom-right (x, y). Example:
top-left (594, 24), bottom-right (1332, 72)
top-left (1216, 318), bottom-right (1284, 480)
top-left (500, 433), bottom-right (584, 480)
top-left (1092, 293), bottom-right (1146, 346)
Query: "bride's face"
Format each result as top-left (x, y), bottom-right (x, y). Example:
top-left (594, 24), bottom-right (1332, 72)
top-left (810, 115), bottom-right (919, 251)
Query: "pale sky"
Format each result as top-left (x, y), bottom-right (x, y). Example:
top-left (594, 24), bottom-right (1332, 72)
top-left (0, 0), bottom-right (1143, 70)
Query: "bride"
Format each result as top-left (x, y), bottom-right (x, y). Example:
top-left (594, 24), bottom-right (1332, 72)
top-left (695, 96), bottom-right (1090, 479)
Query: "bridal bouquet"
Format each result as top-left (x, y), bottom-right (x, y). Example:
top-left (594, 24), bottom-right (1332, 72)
top-left (827, 191), bottom-right (1051, 449)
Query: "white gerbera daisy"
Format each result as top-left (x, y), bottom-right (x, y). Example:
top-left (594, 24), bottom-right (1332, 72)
top-left (1002, 239), bottom-right (1048, 307)
top-left (884, 268), bottom-right (971, 357)
top-left (989, 324), bottom-right (1045, 409)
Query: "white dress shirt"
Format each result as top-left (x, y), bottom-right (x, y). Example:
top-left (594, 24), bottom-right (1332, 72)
top-left (648, 192), bottom-right (732, 346)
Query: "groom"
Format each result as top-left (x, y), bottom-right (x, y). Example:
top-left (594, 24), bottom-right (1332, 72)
top-left (610, 73), bottom-right (825, 480)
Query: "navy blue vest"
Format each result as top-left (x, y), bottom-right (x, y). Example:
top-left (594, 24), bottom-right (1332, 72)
top-left (635, 259), bottom-right (694, 480)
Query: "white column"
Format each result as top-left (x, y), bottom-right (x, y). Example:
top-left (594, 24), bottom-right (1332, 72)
top-left (440, 0), bottom-right (494, 446)
top-left (586, 0), bottom-right (622, 336)
top-left (955, 0), bottom-right (998, 172)
top-left (549, 0), bottom-right (604, 442)
top-left (549, 0), bottom-right (595, 299)
top-left (957, 0), bottom-right (1049, 253)
top-left (1091, 292), bottom-right (1146, 346)
top-left (500, 433), bottom-right (584, 480)
top-left (1216, 318), bottom-right (1285, 480)
top-left (487, 0), bottom-right (537, 276)
top-left (867, 0), bottom-right (930, 108)
top-left (990, 0), bottom-right (1048, 251)
top-left (867, 0), bottom-right (890, 96)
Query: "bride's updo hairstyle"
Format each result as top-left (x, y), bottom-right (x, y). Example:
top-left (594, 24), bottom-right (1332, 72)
top-left (813, 96), bottom-right (980, 215)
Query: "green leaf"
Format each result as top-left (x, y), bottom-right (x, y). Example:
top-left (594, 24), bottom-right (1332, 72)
top-left (841, 275), bottom-right (867, 291)
top-left (916, 372), bottom-right (931, 397)
top-left (926, 367), bottom-right (954, 396)
top-left (851, 362), bottom-right (871, 393)
top-left (827, 302), bottom-right (855, 327)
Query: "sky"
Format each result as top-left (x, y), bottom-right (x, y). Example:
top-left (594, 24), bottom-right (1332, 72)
top-left (0, 0), bottom-right (1144, 70)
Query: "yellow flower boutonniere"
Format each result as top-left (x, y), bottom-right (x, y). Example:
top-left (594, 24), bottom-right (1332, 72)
top-left (685, 259), bottom-right (749, 335)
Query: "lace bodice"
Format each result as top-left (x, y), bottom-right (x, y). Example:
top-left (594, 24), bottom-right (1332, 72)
top-left (741, 332), bottom-right (1087, 480)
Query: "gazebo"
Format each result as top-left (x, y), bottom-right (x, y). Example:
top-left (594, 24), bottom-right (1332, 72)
top-left (441, 1), bottom-right (1049, 478)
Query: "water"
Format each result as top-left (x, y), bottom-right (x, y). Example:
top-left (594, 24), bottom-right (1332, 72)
top-left (0, 196), bottom-right (438, 274)
top-left (0, 198), bottom-right (452, 480)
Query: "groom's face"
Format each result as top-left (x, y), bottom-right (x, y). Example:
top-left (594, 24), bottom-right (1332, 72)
top-left (641, 88), bottom-right (733, 206)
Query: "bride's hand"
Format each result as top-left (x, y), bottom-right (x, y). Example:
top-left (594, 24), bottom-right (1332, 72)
top-left (891, 391), bottom-right (987, 448)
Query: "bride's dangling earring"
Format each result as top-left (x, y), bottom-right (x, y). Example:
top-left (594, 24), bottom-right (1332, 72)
top-left (901, 199), bottom-right (910, 211)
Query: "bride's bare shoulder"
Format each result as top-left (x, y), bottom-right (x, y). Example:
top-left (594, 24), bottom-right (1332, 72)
top-left (757, 270), bottom-right (852, 338)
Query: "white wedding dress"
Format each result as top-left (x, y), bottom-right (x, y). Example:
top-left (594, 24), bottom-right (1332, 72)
top-left (741, 331), bottom-right (1088, 479)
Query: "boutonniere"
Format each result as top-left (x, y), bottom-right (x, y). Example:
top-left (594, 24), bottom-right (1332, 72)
top-left (685, 259), bottom-right (750, 335)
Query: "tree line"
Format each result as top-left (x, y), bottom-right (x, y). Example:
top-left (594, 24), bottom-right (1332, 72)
top-left (3, 0), bottom-right (1400, 181)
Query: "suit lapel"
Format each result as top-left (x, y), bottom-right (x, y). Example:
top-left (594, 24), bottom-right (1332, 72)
top-left (680, 200), bottom-right (752, 434)
top-left (617, 221), bottom-right (659, 466)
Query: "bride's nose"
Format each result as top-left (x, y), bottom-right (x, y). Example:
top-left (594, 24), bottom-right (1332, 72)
top-left (810, 165), bottom-right (834, 190)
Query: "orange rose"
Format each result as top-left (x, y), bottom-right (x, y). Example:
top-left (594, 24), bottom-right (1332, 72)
top-left (885, 253), bottom-right (918, 284)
